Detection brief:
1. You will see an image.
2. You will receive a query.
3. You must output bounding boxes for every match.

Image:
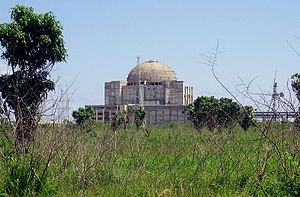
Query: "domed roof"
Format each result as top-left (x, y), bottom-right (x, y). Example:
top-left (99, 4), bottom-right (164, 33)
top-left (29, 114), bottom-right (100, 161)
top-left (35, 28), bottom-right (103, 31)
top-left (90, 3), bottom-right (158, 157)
top-left (127, 60), bottom-right (177, 83)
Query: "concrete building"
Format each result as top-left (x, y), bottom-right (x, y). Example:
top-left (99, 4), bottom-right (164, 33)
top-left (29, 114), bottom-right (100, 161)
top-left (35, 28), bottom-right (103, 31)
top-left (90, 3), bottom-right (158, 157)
top-left (90, 60), bottom-right (193, 124)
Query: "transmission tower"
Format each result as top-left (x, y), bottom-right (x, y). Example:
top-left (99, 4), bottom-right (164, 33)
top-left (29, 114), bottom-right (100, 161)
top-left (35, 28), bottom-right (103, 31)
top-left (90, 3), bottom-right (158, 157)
top-left (271, 76), bottom-right (284, 122)
top-left (271, 78), bottom-right (284, 112)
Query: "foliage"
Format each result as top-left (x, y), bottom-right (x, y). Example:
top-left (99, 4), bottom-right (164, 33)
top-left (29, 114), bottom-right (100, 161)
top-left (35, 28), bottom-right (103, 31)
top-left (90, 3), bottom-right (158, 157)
top-left (0, 123), bottom-right (298, 196)
top-left (0, 120), bottom-right (13, 133)
top-left (133, 105), bottom-right (147, 130)
top-left (291, 73), bottom-right (300, 130)
top-left (111, 111), bottom-right (126, 131)
top-left (111, 105), bottom-right (147, 131)
top-left (0, 5), bottom-right (67, 153)
top-left (239, 106), bottom-right (254, 131)
top-left (72, 106), bottom-right (94, 125)
top-left (185, 96), bottom-right (219, 131)
top-left (185, 96), bottom-right (254, 132)
top-left (2, 155), bottom-right (56, 196)
top-left (291, 73), bottom-right (300, 102)
top-left (217, 97), bottom-right (241, 130)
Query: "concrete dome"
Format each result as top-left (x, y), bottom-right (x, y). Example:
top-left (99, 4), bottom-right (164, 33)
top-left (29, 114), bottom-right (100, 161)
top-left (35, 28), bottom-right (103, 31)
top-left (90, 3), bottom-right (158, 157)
top-left (127, 60), bottom-right (177, 83)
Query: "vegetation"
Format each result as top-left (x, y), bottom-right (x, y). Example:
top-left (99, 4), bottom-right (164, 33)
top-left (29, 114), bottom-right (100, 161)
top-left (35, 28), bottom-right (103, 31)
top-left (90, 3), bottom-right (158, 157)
top-left (0, 5), bottom-right (67, 153)
top-left (291, 73), bottom-right (300, 130)
top-left (291, 73), bottom-right (300, 102)
top-left (72, 106), bottom-right (94, 125)
top-left (239, 106), bottom-right (254, 131)
top-left (0, 122), bottom-right (299, 196)
top-left (111, 105), bottom-right (147, 131)
top-left (185, 96), bottom-right (254, 132)
top-left (133, 105), bottom-right (147, 130)
top-left (0, 4), bottom-right (299, 197)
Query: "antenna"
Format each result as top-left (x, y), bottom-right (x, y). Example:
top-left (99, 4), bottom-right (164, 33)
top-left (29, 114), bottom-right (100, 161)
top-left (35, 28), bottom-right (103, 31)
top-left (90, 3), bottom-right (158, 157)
top-left (135, 56), bottom-right (143, 105)
top-left (136, 56), bottom-right (141, 66)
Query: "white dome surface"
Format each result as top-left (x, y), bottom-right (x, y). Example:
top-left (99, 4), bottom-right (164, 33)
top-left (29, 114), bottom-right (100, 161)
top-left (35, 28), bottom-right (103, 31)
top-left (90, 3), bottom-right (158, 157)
top-left (127, 60), bottom-right (177, 83)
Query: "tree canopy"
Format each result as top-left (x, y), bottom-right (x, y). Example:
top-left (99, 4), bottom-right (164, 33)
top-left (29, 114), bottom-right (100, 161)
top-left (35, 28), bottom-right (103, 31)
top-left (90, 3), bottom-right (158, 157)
top-left (72, 106), bottom-right (94, 125)
top-left (291, 73), bottom-right (300, 129)
top-left (0, 5), bottom-right (67, 153)
top-left (185, 96), bottom-right (254, 132)
top-left (291, 73), bottom-right (300, 102)
top-left (0, 5), bottom-right (67, 71)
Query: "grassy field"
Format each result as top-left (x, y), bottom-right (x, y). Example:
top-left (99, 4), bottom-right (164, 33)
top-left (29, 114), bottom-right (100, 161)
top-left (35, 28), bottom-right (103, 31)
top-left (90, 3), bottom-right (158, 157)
top-left (0, 122), bottom-right (299, 196)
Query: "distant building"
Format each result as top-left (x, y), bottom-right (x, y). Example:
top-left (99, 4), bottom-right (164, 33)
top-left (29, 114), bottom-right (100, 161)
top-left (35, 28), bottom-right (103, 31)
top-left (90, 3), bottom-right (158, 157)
top-left (90, 60), bottom-right (193, 124)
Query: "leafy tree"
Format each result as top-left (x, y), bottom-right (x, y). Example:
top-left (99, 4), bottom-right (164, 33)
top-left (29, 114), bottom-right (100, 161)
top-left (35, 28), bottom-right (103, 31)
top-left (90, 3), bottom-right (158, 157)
top-left (111, 111), bottom-right (127, 131)
top-left (134, 105), bottom-right (147, 130)
top-left (185, 96), bottom-right (254, 132)
top-left (72, 106), bottom-right (94, 125)
top-left (110, 105), bottom-right (147, 131)
top-left (239, 106), bottom-right (254, 131)
top-left (0, 5), bottom-right (67, 153)
top-left (185, 96), bottom-right (219, 132)
top-left (291, 73), bottom-right (300, 102)
top-left (217, 97), bottom-right (241, 130)
top-left (291, 73), bottom-right (300, 129)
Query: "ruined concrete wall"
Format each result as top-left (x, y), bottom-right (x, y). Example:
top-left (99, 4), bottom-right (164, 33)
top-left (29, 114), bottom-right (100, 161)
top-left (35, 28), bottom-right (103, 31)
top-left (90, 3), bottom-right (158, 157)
top-left (144, 105), bottom-right (188, 125)
top-left (89, 104), bottom-right (189, 125)
top-left (122, 85), bottom-right (144, 105)
top-left (105, 81), bottom-right (127, 105)
top-left (122, 81), bottom-right (186, 106)
top-left (89, 105), bottom-right (127, 122)
top-left (143, 84), bottom-right (165, 105)
top-left (163, 81), bottom-right (184, 105)
top-left (184, 85), bottom-right (193, 105)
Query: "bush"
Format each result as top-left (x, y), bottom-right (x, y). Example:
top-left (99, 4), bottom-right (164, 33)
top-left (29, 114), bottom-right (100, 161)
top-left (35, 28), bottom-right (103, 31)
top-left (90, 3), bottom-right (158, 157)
top-left (185, 96), bottom-right (254, 132)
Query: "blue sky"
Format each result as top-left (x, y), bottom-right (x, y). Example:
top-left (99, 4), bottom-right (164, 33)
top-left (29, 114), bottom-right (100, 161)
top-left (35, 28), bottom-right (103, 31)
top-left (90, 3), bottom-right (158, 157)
top-left (1, 0), bottom-right (300, 110)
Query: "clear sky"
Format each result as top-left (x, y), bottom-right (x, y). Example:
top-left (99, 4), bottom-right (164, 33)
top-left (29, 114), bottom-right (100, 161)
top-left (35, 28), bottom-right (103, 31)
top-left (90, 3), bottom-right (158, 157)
top-left (0, 0), bottom-right (300, 110)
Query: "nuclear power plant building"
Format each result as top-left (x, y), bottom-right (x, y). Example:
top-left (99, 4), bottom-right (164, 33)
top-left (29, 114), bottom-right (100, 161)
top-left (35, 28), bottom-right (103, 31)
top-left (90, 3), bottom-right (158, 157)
top-left (90, 60), bottom-right (193, 124)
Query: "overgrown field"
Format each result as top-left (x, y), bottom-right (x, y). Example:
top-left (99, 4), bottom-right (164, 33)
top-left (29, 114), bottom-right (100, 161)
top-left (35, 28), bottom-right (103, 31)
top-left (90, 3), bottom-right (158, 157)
top-left (0, 122), bottom-right (299, 196)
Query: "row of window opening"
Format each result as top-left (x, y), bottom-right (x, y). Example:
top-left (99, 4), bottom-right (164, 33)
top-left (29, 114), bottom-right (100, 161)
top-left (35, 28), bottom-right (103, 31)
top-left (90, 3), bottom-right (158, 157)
top-left (127, 82), bottom-right (163, 86)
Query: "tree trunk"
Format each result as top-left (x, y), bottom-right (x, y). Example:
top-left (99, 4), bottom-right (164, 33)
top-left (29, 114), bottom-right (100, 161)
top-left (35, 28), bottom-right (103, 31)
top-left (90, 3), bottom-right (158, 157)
top-left (14, 110), bottom-right (37, 154)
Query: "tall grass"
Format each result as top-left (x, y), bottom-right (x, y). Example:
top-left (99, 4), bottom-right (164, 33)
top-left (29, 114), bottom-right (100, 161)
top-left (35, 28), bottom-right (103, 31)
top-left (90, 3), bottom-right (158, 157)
top-left (0, 122), bottom-right (299, 196)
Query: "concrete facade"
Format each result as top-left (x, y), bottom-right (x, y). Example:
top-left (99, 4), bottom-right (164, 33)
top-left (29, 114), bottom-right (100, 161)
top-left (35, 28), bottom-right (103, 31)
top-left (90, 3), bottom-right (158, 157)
top-left (144, 105), bottom-right (189, 124)
top-left (90, 104), bottom-right (189, 125)
top-left (105, 80), bottom-right (193, 106)
top-left (91, 60), bottom-right (193, 124)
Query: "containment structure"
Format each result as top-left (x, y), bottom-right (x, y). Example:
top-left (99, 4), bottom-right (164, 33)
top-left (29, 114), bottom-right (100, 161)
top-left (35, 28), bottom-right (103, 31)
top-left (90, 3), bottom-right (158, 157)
top-left (90, 60), bottom-right (193, 124)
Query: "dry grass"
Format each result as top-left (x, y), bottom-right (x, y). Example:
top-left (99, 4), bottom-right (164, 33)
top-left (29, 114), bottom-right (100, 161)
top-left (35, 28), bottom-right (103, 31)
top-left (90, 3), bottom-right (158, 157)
top-left (0, 122), bottom-right (299, 196)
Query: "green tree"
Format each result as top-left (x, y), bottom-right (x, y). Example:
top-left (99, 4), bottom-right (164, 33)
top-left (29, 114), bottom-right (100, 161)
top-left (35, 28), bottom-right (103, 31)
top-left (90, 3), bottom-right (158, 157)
top-left (111, 111), bottom-right (128, 131)
top-left (239, 106), bottom-right (254, 131)
top-left (291, 73), bottom-right (300, 129)
top-left (185, 96), bottom-right (254, 132)
top-left (134, 105), bottom-right (147, 130)
top-left (217, 97), bottom-right (241, 130)
top-left (72, 106), bottom-right (94, 125)
top-left (185, 96), bottom-right (219, 132)
top-left (291, 73), bottom-right (300, 102)
top-left (110, 106), bottom-right (147, 132)
top-left (0, 5), bottom-right (67, 153)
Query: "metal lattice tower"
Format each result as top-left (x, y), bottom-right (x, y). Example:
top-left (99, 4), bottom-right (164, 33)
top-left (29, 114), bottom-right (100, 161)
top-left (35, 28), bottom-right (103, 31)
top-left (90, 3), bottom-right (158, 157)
top-left (271, 79), bottom-right (284, 112)
top-left (272, 81), bottom-right (278, 111)
top-left (270, 77), bottom-right (284, 122)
